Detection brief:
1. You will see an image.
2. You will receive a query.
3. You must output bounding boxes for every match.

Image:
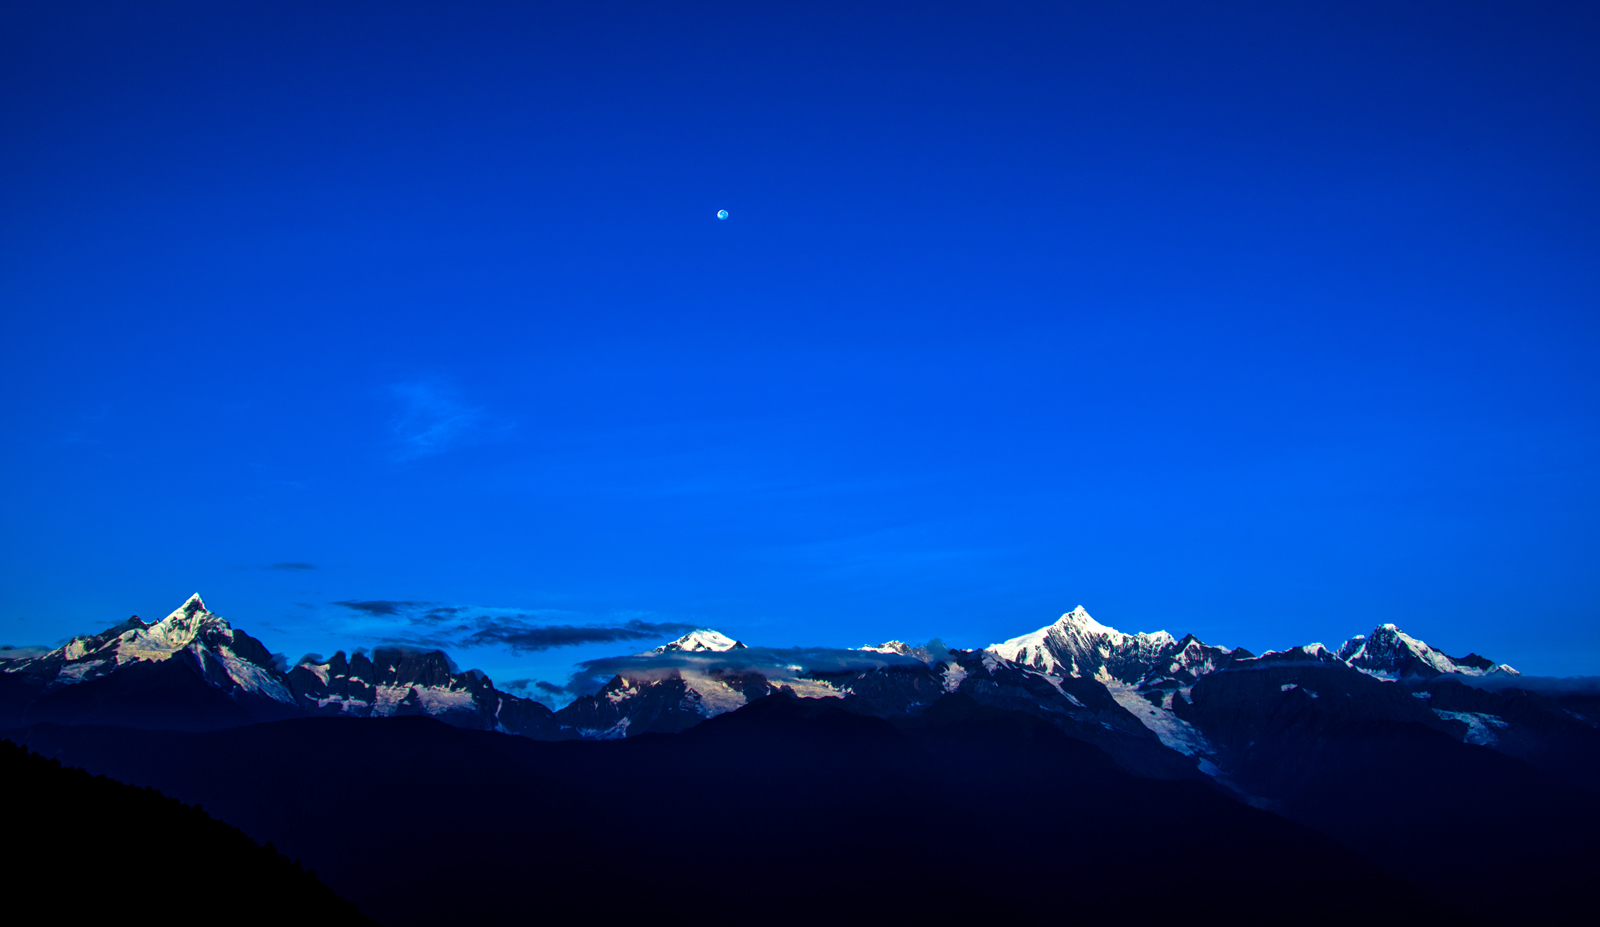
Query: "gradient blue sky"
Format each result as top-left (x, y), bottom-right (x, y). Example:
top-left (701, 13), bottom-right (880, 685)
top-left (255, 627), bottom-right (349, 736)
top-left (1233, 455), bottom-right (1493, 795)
top-left (3, 1), bottom-right (1597, 696)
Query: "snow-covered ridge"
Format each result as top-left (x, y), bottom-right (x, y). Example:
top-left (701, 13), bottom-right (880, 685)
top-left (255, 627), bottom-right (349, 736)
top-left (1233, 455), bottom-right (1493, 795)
top-left (987, 609), bottom-right (1518, 685)
top-left (1337, 624), bottom-right (1519, 679)
top-left (10, 593), bottom-right (294, 704)
top-left (987, 606), bottom-right (1185, 683)
top-left (977, 607), bottom-right (1527, 778)
top-left (4, 594), bottom-right (1534, 763)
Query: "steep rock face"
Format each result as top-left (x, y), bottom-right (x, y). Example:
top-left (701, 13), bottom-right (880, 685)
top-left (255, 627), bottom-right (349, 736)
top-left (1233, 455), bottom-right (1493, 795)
top-left (2, 595), bottom-right (561, 738)
top-left (1410, 677), bottom-right (1600, 792)
top-left (553, 674), bottom-right (712, 737)
top-left (943, 651), bottom-right (1203, 779)
top-left (1167, 654), bottom-right (1600, 797)
top-left (828, 661), bottom-right (947, 716)
top-left (988, 606), bottom-right (1176, 681)
top-left (1, 594), bottom-right (293, 712)
top-left (551, 668), bottom-right (778, 738)
top-left (981, 608), bottom-right (1247, 773)
top-left (288, 647), bottom-right (561, 738)
top-left (1174, 661), bottom-right (1462, 767)
top-left (1337, 624), bottom-right (1519, 679)
top-left (975, 610), bottom-right (1556, 785)
top-left (986, 606), bottom-right (1246, 687)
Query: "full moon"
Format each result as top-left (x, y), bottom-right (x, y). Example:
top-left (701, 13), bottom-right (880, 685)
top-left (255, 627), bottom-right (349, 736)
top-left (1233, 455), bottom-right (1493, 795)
top-left (716, 209), bottom-right (729, 220)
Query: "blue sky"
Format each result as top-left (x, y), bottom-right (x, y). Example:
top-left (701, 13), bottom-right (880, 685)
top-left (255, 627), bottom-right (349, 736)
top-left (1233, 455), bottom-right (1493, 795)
top-left (3, 1), bottom-right (1598, 696)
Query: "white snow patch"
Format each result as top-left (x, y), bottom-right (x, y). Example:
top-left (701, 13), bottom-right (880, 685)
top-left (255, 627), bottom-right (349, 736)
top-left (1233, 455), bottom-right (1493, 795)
top-left (1105, 681), bottom-right (1216, 767)
top-left (369, 684), bottom-right (477, 717)
top-left (941, 662), bottom-right (968, 694)
top-left (783, 677), bottom-right (847, 699)
top-left (215, 647), bottom-right (294, 703)
top-left (1434, 709), bottom-right (1509, 746)
top-left (681, 671), bottom-right (749, 717)
top-left (606, 682), bottom-right (642, 704)
top-left (580, 717), bottom-right (633, 740)
top-left (55, 660), bottom-right (110, 684)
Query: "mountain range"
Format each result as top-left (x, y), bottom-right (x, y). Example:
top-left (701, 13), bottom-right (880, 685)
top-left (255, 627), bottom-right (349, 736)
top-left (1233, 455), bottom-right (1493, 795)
top-left (1, 595), bottom-right (1571, 782)
top-left (5, 594), bottom-right (1598, 922)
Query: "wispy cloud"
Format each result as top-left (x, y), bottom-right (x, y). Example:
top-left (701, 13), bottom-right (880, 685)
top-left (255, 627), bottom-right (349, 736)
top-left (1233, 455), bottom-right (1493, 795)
top-left (332, 599), bottom-right (433, 617)
top-left (329, 599), bottom-right (696, 654)
top-left (387, 379), bottom-right (503, 459)
top-left (266, 562), bottom-right (317, 571)
top-left (457, 617), bottom-right (698, 653)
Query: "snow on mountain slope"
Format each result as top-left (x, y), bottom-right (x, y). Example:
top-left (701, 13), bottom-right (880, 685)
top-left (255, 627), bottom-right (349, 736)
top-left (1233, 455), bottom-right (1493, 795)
top-left (985, 609), bottom-right (1241, 777)
top-left (285, 646), bottom-right (559, 736)
top-left (1434, 709), bottom-right (1510, 746)
top-left (987, 606), bottom-right (1188, 684)
top-left (983, 609), bottom-right (1530, 778)
top-left (1102, 680), bottom-right (1220, 775)
top-left (6, 594), bottom-right (293, 704)
top-left (1338, 624), bottom-right (1519, 679)
top-left (650, 629), bottom-right (746, 653)
top-left (680, 669), bottom-right (760, 714)
top-left (5, 594), bottom-right (1542, 767)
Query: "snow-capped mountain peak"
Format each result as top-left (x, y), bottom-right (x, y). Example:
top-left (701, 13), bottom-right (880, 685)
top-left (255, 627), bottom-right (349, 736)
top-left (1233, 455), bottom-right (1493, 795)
top-left (987, 607), bottom-right (1179, 683)
top-left (857, 640), bottom-right (915, 656)
top-left (650, 629), bottom-right (746, 654)
top-left (15, 594), bottom-right (294, 704)
top-left (1337, 623), bottom-right (1519, 679)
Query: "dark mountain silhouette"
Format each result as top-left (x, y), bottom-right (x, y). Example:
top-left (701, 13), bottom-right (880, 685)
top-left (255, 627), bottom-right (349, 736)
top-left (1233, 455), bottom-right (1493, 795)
top-left (10, 694), bottom-right (1471, 926)
top-left (1176, 661), bottom-right (1600, 919)
top-left (1, 739), bottom-right (372, 922)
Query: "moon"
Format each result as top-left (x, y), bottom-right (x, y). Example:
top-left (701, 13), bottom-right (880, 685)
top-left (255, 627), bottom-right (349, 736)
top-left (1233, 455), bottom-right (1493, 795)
top-left (716, 209), bottom-right (729, 220)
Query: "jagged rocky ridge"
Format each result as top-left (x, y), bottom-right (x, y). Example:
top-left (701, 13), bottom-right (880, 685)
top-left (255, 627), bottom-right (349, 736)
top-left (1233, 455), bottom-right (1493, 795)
top-left (5, 595), bottom-right (1594, 793)
top-left (0, 595), bottom-right (563, 737)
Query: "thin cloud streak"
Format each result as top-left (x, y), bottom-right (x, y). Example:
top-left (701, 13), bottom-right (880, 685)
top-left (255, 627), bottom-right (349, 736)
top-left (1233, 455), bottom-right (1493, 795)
top-left (330, 599), bottom-right (698, 655)
top-left (460, 618), bottom-right (698, 653)
top-left (332, 599), bottom-right (433, 617)
top-left (388, 379), bottom-right (506, 459)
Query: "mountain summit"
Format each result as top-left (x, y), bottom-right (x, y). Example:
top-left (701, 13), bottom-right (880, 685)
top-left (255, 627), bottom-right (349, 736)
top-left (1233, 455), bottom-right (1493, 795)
top-left (0, 594), bottom-right (562, 737)
top-left (18, 593), bottom-right (292, 704)
top-left (1337, 623), bottom-right (1519, 679)
top-left (649, 629), bottom-right (746, 654)
top-left (986, 606), bottom-right (1207, 683)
